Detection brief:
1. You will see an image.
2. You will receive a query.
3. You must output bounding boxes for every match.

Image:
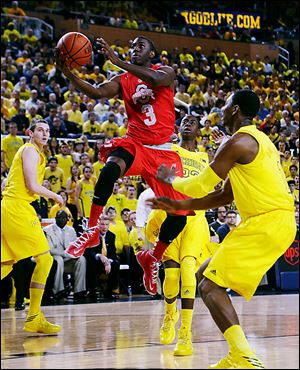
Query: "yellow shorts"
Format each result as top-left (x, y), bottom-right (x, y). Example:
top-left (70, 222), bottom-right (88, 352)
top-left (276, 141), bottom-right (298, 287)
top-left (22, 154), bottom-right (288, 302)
top-left (203, 210), bottom-right (297, 301)
top-left (1, 197), bottom-right (49, 263)
top-left (163, 213), bottom-right (211, 269)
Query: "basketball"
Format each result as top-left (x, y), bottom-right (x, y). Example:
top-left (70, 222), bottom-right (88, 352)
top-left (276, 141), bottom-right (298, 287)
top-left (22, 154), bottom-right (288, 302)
top-left (56, 32), bottom-right (93, 69)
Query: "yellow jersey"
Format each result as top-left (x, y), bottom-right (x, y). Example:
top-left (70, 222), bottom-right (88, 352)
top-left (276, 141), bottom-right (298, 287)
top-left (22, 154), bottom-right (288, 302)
top-left (172, 143), bottom-right (208, 216)
top-left (78, 179), bottom-right (94, 218)
top-left (3, 143), bottom-right (45, 202)
top-left (229, 126), bottom-right (294, 220)
top-left (55, 154), bottom-right (74, 188)
top-left (106, 193), bottom-right (126, 220)
top-left (146, 144), bottom-right (209, 241)
top-left (109, 220), bottom-right (130, 255)
top-left (93, 160), bottom-right (105, 179)
top-left (1, 134), bottom-right (24, 168)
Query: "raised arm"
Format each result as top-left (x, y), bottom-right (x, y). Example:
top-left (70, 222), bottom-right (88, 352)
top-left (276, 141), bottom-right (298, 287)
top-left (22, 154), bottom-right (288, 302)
top-left (55, 49), bottom-right (121, 100)
top-left (96, 38), bottom-right (175, 87)
top-left (148, 178), bottom-right (234, 213)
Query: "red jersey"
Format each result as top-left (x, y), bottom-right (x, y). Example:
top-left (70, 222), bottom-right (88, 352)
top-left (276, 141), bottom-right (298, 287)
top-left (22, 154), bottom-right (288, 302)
top-left (120, 64), bottom-right (175, 145)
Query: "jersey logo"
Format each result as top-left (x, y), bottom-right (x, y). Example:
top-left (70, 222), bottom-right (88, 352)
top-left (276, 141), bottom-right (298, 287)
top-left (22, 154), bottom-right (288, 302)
top-left (132, 84), bottom-right (155, 105)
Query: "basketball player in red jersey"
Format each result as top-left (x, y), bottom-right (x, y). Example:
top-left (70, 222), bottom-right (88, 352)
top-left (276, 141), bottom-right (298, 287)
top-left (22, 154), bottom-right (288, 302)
top-left (55, 36), bottom-right (190, 295)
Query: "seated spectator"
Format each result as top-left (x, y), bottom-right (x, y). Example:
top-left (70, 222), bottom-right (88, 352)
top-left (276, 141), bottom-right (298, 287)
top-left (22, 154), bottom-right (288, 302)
top-left (82, 111), bottom-right (103, 138)
top-left (50, 116), bottom-right (68, 138)
top-left (48, 190), bottom-right (74, 226)
top-left (84, 215), bottom-right (120, 301)
top-left (101, 112), bottom-right (119, 138)
top-left (44, 210), bottom-right (87, 303)
top-left (216, 210), bottom-right (238, 243)
top-left (209, 206), bottom-right (227, 234)
top-left (60, 110), bottom-right (81, 137)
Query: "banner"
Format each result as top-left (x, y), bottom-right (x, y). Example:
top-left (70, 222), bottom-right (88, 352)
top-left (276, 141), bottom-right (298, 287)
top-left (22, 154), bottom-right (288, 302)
top-left (180, 9), bottom-right (261, 30)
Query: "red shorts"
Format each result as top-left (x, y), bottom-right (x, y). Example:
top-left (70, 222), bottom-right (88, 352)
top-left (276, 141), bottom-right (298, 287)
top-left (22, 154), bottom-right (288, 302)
top-left (100, 137), bottom-right (193, 216)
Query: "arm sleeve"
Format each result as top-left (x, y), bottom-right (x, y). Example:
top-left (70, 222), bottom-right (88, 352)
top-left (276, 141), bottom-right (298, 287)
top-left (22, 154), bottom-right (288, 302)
top-left (173, 165), bottom-right (223, 198)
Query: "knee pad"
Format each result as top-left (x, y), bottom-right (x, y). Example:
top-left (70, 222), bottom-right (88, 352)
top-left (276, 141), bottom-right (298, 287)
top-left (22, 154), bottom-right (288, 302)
top-left (159, 215), bottom-right (187, 244)
top-left (163, 267), bottom-right (180, 299)
top-left (31, 253), bottom-right (53, 285)
top-left (180, 256), bottom-right (197, 299)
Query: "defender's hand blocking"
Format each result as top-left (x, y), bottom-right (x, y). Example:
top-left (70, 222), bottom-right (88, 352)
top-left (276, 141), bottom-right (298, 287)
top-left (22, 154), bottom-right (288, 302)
top-left (146, 196), bottom-right (179, 213)
top-left (156, 164), bottom-right (176, 185)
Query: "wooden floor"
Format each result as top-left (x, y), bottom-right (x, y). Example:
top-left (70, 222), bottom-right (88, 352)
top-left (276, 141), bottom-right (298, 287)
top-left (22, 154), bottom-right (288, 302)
top-left (1, 294), bottom-right (299, 369)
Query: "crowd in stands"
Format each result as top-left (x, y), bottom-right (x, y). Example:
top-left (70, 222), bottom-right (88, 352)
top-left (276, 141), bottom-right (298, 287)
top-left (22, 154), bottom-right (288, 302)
top-left (1, 3), bottom-right (299, 308)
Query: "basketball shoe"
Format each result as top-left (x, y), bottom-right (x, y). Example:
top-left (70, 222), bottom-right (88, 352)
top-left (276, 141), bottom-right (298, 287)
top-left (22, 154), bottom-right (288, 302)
top-left (173, 326), bottom-right (193, 356)
top-left (66, 225), bottom-right (100, 258)
top-left (208, 353), bottom-right (234, 368)
top-left (230, 351), bottom-right (265, 369)
top-left (160, 310), bottom-right (180, 345)
top-left (136, 250), bottom-right (159, 295)
top-left (23, 312), bottom-right (61, 334)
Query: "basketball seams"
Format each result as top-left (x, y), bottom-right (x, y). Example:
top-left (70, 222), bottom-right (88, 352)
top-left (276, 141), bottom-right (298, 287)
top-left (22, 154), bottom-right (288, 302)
top-left (57, 32), bottom-right (92, 69)
top-left (68, 39), bottom-right (90, 59)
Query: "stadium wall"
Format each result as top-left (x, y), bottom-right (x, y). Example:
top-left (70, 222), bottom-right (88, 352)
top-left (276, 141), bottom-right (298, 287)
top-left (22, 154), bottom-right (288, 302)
top-left (28, 11), bottom-right (280, 61)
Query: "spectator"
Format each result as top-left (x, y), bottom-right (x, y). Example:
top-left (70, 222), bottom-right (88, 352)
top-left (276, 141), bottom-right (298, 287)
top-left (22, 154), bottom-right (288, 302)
top-left (50, 116), bottom-right (68, 138)
top-left (6, 1), bottom-right (26, 17)
top-left (209, 206), bottom-right (228, 234)
top-left (75, 165), bottom-right (94, 220)
top-left (44, 156), bottom-right (64, 194)
top-left (84, 215), bottom-right (120, 301)
top-left (44, 210), bottom-right (86, 303)
top-left (1, 122), bottom-right (23, 169)
top-left (48, 190), bottom-right (73, 226)
top-left (216, 210), bottom-right (238, 243)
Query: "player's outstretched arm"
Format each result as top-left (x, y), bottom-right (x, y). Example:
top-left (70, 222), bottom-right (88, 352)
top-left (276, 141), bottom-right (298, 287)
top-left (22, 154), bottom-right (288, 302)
top-left (148, 178), bottom-right (234, 212)
top-left (96, 37), bottom-right (175, 87)
top-left (54, 48), bottom-right (120, 100)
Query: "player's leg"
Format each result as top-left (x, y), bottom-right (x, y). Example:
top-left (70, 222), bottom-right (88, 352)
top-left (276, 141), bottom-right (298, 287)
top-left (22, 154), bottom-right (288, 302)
top-left (23, 251), bottom-right (61, 334)
top-left (137, 214), bottom-right (187, 295)
top-left (136, 147), bottom-right (189, 294)
top-left (173, 255), bottom-right (197, 356)
top-left (160, 260), bottom-right (180, 345)
top-left (66, 147), bottom-right (134, 257)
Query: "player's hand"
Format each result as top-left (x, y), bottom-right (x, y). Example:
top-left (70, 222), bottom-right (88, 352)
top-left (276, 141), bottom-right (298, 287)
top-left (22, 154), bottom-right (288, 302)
top-left (54, 194), bottom-right (64, 207)
top-left (156, 164), bottom-right (176, 185)
top-left (54, 48), bottom-right (71, 76)
top-left (146, 196), bottom-right (179, 213)
top-left (211, 127), bottom-right (229, 146)
top-left (96, 38), bottom-right (120, 66)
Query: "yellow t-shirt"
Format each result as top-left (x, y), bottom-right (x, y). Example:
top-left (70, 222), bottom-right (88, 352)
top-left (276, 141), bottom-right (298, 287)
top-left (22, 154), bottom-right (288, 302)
top-left (1, 134), bottom-right (24, 168)
top-left (3, 143), bottom-right (45, 202)
top-left (109, 220), bottom-right (130, 255)
top-left (228, 126), bottom-right (294, 220)
top-left (106, 193), bottom-right (126, 220)
top-left (93, 161), bottom-right (105, 179)
top-left (78, 179), bottom-right (94, 218)
top-left (123, 198), bottom-right (138, 211)
top-left (55, 154), bottom-right (74, 188)
top-left (129, 226), bottom-right (145, 254)
top-left (44, 167), bottom-right (64, 194)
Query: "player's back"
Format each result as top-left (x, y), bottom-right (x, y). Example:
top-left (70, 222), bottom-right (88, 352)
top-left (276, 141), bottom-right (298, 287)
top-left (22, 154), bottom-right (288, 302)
top-left (3, 143), bottom-right (45, 202)
top-left (120, 65), bottom-right (175, 145)
top-left (229, 125), bottom-right (294, 220)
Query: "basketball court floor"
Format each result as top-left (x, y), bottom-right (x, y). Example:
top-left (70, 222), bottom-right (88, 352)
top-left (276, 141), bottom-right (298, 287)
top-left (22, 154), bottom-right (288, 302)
top-left (1, 294), bottom-right (299, 369)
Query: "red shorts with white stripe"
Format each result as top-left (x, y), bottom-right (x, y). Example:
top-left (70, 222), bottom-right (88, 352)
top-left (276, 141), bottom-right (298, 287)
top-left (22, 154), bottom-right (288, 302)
top-left (100, 137), bottom-right (193, 216)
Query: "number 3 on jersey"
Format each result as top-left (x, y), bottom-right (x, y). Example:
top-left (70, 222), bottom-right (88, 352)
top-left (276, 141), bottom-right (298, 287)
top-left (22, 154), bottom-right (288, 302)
top-left (141, 104), bottom-right (157, 126)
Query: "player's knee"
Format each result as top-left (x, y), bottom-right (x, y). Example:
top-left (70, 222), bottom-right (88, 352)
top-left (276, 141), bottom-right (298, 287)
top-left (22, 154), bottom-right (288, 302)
top-left (163, 267), bottom-right (180, 299)
top-left (32, 252), bottom-right (53, 284)
top-left (180, 256), bottom-right (197, 299)
top-left (159, 215), bottom-right (187, 244)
